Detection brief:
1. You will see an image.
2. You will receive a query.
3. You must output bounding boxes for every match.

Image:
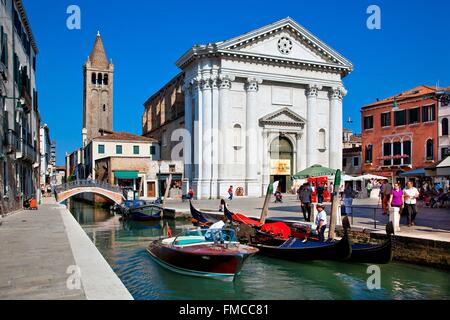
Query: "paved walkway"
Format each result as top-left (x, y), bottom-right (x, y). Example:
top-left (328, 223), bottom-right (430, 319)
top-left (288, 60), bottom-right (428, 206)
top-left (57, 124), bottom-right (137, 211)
top-left (0, 198), bottom-right (133, 300)
top-left (166, 195), bottom-right (450, 242)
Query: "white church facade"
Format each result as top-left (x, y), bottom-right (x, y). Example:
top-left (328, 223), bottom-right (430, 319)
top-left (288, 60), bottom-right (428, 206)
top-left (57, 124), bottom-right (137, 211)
top-left (142, 17), bottom-right (353, 199)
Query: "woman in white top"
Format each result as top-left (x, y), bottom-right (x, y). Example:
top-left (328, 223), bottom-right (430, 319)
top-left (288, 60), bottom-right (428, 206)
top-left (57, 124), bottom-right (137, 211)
top-left (403, 181), bottom-right (420, 227)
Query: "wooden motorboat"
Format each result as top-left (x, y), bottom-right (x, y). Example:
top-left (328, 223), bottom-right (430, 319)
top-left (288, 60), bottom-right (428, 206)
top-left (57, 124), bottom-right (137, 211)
top-left (348, 222), bottom-right (394, 264)
top-left (146, 229), bottom-right (259, 281)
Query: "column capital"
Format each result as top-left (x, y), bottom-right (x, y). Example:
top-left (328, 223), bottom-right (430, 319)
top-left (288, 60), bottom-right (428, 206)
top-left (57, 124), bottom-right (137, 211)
top-left (188, 77), bottom-right (202, 91)
top-left (306, 84), bottom-right (322, 98)
top-left (329, 86), bottom-right (347, 101)
top-left (218, 74), bottom-right (235, 90)
top-left (295, 132), bottom-right (304, 140)
top-left (245, 77), bottom-right (263, 92)
top-left (200, 78), bottom-right (212, 90)
top-left (182, 81), bottom-right (193, 95)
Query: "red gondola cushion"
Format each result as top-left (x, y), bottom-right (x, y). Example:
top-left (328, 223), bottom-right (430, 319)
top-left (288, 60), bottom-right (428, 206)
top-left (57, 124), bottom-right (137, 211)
top-left (232, 213), bottom-right (263, 227)
top-left (260, 222), bottom-right (292, 240)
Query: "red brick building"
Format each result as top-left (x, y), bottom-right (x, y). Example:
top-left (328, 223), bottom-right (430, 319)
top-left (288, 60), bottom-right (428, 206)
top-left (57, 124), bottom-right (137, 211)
top-left (361, 85), bottom-right (440, 181)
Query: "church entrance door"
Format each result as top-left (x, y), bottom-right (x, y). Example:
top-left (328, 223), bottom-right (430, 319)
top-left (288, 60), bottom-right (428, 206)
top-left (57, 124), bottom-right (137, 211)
top-left (270, 136), bottom-right (294, 193)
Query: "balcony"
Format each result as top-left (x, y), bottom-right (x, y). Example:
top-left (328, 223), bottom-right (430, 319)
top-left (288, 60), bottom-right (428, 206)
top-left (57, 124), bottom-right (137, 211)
top-left (20, 85), bottom-right (32, 113)
top-left (5, 130), bottom-right (19, 154)
top-left (15, 139), bottom-right (37, 163)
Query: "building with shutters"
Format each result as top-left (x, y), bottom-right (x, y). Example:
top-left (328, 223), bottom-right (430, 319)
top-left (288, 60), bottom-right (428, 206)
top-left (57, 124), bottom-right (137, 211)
top-left (361, 85), bottom-right (443, 182)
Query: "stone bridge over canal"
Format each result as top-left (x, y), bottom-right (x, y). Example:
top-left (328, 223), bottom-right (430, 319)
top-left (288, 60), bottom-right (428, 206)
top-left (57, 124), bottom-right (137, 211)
top-left (54, 180), bottom-right (125, 205)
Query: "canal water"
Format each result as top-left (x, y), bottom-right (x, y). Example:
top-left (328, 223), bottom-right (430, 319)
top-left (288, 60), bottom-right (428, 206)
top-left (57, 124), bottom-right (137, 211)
top-left (69, 201), bottom-right (450, 300)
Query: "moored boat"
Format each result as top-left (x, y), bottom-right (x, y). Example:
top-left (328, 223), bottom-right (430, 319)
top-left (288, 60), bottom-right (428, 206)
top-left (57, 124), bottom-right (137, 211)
top-left (146, 228), bottom-right (259, 281)
top-left (189, 201), bottom-right (221, 226)
top-left (348, 222), bottom-right (394, 264)
top-left (252, 230), bottom-right (352, 262)
top-left (123, 203), bottom-right (162, 221)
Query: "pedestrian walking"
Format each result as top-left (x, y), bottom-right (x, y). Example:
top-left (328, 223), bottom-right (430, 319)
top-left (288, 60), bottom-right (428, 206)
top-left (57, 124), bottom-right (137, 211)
top-left (367, 181), bottom-right (373, 198)
top-left (404, 181), bottom-right (420, 227)
top-left (389, 182), bottom-right (404, 232)
top-left (228, 186), bottom-right (234, 201)
top-left (297, 184), bottom-right (303, 201)
top-left (317, 183), bottom-right (325, 204)
top-left (299, 183), bottom-right (312, 222)
top-left (381, 180), bottom-right (392, 215)
top-left (188, 187), bottom-right (194, 200)
top-left (342, 183), bottom-right (355, 216)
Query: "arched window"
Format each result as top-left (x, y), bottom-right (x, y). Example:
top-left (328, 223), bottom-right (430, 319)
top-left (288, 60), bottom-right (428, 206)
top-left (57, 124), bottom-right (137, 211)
top-left (442, 118), bottom-right (449, 136)
top-left (426, 139), bottom-right (434, 160)
top-left (270, 137), bottom-right (293, 160)
top-left (103, 104), bottom-right (106, 112)
top-left (103, 74), bottom-right (109, 85)
top-left (91, 73), bottom-right (96, 84)
top-left (97, 73), bottom-right (103, 85)
top-left (318, 129), bottom-right (326, 150)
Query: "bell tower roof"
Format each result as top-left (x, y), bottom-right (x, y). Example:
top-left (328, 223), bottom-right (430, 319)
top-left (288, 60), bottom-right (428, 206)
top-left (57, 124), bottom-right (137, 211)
top-left (88, 32), bottom-right (109, 69)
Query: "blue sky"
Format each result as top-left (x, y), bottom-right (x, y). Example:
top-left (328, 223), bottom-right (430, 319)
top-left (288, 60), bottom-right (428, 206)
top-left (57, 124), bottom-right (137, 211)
top-left (23, 0), bottom-right (450, 165)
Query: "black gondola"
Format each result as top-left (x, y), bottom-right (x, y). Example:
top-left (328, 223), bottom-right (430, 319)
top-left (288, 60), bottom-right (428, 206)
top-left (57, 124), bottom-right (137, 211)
top-left (224, 202), bottom-right (235, 221)
top-left (250, 217), bottom-right (352, 262)
top-left (189, 201), bottom-right (221, 225)
top-left (347, 222), bottom-right (394, 264)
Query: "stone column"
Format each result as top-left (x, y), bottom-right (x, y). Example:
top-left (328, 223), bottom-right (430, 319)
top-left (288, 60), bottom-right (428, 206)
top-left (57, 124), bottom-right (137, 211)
top-left (211, 76), bottom-right (220, 198)
top-left (329, 87), bottom-right (344, 171)
top-left (306, 84), bottom-right (320, 167)
top-left (182, 82), bottom-right (193, 194)
top-left (245, 77), bottom-right (262, 197)
top-left (191, 79), bottom-right (203, 199)
top-left (296, 132), bottom-right (303, 173)
top-left (218, 75), bottom-right (234, 196)
top-left (201, 78), bottom-right (212, 198)
top-left (262, 130), bottom-right (270, 194)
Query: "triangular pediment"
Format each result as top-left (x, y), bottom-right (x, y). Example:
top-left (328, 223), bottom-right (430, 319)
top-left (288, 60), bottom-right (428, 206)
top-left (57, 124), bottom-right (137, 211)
top-left (260, 107), bottom-right (306, 128)
top-left (217, 17), bottom-right (352, 68)
top-left (176, 17), bottom-right (353, 74)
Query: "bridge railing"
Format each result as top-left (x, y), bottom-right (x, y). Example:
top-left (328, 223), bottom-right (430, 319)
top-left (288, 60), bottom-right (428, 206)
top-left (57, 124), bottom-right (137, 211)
top-left (54, 180), bottom-right (123, 195)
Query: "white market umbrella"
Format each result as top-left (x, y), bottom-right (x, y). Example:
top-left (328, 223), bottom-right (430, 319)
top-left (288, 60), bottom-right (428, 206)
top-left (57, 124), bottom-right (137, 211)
top-left (359, 174), bottom-right (389, 181)
top-left (342, 175), bottom-right (362, 181)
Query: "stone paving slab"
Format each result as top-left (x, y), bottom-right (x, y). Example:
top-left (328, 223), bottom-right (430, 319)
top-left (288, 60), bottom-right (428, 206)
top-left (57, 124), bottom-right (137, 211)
top-left (0, 198), bottom-right (133, 300)
top-left (0, 203), bottom-right (86, 300)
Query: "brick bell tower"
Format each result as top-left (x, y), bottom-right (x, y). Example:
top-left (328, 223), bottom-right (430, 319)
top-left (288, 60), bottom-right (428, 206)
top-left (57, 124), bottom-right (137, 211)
top-left (82, 31), bottom-right (114, 145)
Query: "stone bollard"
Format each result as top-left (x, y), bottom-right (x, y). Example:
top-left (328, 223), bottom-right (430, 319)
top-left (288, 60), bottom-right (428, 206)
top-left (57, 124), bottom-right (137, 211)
top-left (311, 203), bottom-right (318, 226)
top-left (390, 206), bottom-right (401, 233)
top-left (336, 205), bottom-right (342, 226)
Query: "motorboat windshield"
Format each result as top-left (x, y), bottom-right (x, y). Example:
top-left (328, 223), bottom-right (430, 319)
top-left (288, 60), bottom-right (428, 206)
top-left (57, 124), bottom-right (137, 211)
top-left (162, 228), bottom-right (239, 247)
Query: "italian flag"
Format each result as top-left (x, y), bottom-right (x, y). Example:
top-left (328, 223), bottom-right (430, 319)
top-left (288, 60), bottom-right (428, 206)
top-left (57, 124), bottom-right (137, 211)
top-left (268, 181), bottom-right (280, 195)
